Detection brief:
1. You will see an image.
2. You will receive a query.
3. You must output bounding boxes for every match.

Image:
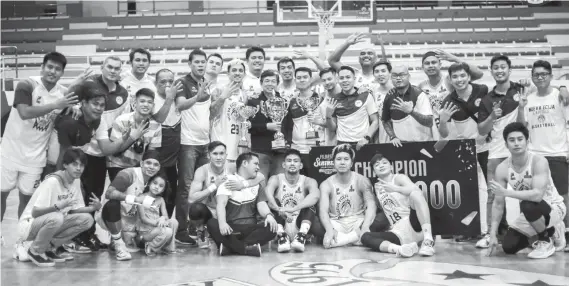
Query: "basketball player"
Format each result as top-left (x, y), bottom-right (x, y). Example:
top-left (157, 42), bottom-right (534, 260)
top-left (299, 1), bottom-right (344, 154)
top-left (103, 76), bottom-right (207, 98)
top-left (276, 57), bottom-right (296, 101)
top-left (438, 62), bottom-right (490, 242)
top-left (487, 122), bottom-right (566, 259)
top-left (264, 149), bottom-right (321, 252)
top-left (121, 48), bottom-right (156, 114)
top-left (318, 144), bottom-right (377, 248)
top-left (313, 68), bottom-right (340, 146)
top-left (371, 60), bottom-right (393, 143)
top-left (360, 153), bottom-right (435, 257)
top-left (188, 141), bottom-right (265, 248)
top-left (518, 60), bottom-right (569, 251)
top-left (210, 59), bottom-right (248, 172)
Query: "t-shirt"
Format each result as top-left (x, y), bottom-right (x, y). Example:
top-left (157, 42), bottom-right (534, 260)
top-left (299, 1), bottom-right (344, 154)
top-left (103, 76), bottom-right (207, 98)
top-left (176, 73), bottom-right (210, 145)
top-left (284, 92), bottom-right (325, 154)
top-left (1, 76), bottom-right (67, 173)
top-left (216, 174), bottom-right (268, 225)
top-left (19, 173), bottom-right (85, 239)
top-left (478, 82), bottom-right (523, 159)
top-left (441, 83), bottom-right (489, 153)
top-left (55, 112), bottom-right (108, 155)
top-left (333, 90), bottom-right (378, 142)
top-left (382, 86), bottom-right (433, 142)
top-left (107, 112), bottom-right (161, 168)
top-left (120, 70), bottom-right (157, 114)
top-left (524, 88), bottom-right (569, 157)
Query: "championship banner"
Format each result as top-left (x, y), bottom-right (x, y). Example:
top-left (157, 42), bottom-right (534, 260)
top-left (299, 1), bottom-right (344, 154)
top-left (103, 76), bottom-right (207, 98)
top-left (308, 140), bottom-right (480, 236)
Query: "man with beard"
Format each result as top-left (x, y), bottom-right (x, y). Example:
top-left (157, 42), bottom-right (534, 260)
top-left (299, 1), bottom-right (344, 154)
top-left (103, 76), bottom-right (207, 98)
top-left (96, 151), bottom-right (161, 261)
top-left (317, 144), bottom-right (377, 248)
top-left (361, 153), bottom-right (435, 257)
top-left (107, 88), bottom-right (161, 180)
top-left (121, 48), bottom-right (156, 114)
top-left (371, 60), bottom-right (393, 143)
top-left (264, 149), bottom-right (320, 253)
top-left (382, 65), bottom-right (434, 146)
top-left (188, 141), bottom-right (265, 248)
top-left (325, 66), bottom-right (378, 149)
top-left (438, 63), bottom-right (489, 243)
top-left (175, 49), bottom-right (211, 245)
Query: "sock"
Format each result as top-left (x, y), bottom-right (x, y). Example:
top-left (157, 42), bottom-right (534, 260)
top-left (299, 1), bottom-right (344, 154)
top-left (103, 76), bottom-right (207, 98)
top-left (277, 224), bottom-right (285, 235)
top-left (422, 223), bottom-right (433, 241)
top-left (387, 243), bottom-right (400, 254)
top-left (111, 233), bottom-right (122, 241)
top-left (299, 222), bottom-right (311, 234)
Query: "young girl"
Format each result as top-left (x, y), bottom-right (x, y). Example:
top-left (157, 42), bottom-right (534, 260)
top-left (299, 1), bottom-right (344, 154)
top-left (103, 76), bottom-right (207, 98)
top-left (137, 173), bottom-right (180, 256)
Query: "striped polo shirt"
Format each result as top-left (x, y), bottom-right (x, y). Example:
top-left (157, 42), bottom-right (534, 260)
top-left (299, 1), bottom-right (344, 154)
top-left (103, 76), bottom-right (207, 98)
top-left (382, 86), bottom-right (433, 142)
top-left (333, 89), bottom-right (378, 142)
top-left (55, 111), bottom-right (108, 154)
top-left (176, 73), bottom-right (210, 146)
top-left (216, 174), bottom-right (268, 225)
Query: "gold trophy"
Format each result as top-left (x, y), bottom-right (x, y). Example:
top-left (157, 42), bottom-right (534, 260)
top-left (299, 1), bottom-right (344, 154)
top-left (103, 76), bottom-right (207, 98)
top-left (260, 97), bottom-right (289, 150)
top-left (236, 105), bottom-right (259, 148)
top-left (297, 96), bottom-right (322, 139)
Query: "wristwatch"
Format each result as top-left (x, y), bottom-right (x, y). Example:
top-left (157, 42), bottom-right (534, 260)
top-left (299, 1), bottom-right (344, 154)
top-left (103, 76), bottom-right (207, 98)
top-left (364, 135), bottom-right (371, 143)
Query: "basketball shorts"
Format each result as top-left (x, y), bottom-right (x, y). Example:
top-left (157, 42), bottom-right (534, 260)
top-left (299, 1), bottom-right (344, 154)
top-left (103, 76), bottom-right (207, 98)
top-left (1, 164), bottom-right (42, 196)
top-left (330, 215), bottom-right (364, 234)
top-left (511, 201), bottom-right (566, 238)
top-left (390, 216), bottom-right (424, 245)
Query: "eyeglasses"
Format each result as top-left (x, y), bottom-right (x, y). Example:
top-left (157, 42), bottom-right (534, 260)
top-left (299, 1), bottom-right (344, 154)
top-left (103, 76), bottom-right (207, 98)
top-left (391, 73), bottom-right (409, 79)
top-left (262, 79), bottom-right (278, 84)
top-left (532, 72), bottom-right (551, 79)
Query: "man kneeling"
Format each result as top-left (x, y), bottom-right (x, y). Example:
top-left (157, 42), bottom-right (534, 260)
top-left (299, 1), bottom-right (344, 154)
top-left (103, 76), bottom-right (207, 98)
top-left (360, 153), bottom-right (435, 257)
top-left (16, 149), bottom-right (100, 267)
top-left (208, 152), bottom-right (278, 257)
top-left (265, 149), bottom-right (321, 253)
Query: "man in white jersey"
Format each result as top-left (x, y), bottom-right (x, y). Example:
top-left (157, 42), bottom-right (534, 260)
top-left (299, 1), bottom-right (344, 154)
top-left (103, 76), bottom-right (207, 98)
top-left (312, 68), bottom-right (340, 146)
top-left (438, 63), bottom-right (490, 243)
top-left (418, 50), bottom-right (484, 139)
top-left (276, 57), bottom-right (297, 101)
top-left (188, 141), bottom-right (265, 248)
top-left (264, 149), bottom-right (321, 253)
top-left (1, 52), bottom-right (78, 223)
top-left (175, 49), bottom-right (211, 245)
top-left (361, 153), bottom-right (435, 257)
top-left (487, 122), bottom-right (566, 259)
top-left (120, 48), bottom-right (156, 113)
top-left (518, 60), bottom-right (569, 251)
top-left (318, 144), bottom-right (377, 248)
top-left (210, 59), bottom-right (247, 172)
top-left (242, 47), bottom-right (265, 99)
top-left (371, 60), bottom-right (393, 144)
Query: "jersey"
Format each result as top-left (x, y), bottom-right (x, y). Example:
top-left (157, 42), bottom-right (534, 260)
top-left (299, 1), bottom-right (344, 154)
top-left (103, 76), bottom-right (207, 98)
top-left (216, 174), bottom-right (268, 225)
top-left (204, 164), bottom-right (230, 218)
top-left (327, 172), bottom-right (366, 219)
top-left (506, 153), bottom-right (563, 205)
top-left (275, 174), bottom-right (307, 217)
top-left (524, 89), bottom-right (569, 157)
top-left (317, 91), bottom-right (337, 146)
top-left (210, 89), bottom-right (247, 161)
top-left (1, 76), bottom-right (67, 173)
top-left (372, 83), bottom-right (391, 143)
top-left (277, 82), bottom-right (296, 102)
top-left (418, 76), bottom-right (451, 140)
top-left (120, 70), bottom-right (157, 114)
top-left (354, 72), bottom-right (375, 92)
top-left (374, 174), bottom-right (411, 226)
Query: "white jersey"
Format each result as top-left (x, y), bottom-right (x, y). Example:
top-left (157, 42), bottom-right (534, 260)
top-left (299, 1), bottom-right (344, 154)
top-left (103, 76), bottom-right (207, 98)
top-left (374, 174), bottom-right (411, 226)
top-left (275, 174), bottom-right (307, 217)
top-left (327, 172), bottom-right (366, 219)
top-left (204, 164), bottom-right (230, 218)
top-left (507, 153), bottom-right (563, 205)
top-left (120, 71), bottom-right (156, 114)
top-left (277, 82), bottom-right (296, 102)
top-left (210, 89), bottom-right (247, 160)
top-left (354, 72), bottom-right (375, 92)
top-left (419, 76), bottom-right (452, 140)
top-left (524, 89), bottom-right (569, 157)
top-left (372, 83), bottom-right (391, 144)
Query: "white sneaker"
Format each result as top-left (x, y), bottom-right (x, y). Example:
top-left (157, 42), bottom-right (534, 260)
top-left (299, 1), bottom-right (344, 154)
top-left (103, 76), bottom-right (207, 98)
top-left (114, 239), bottom-right (132, 261)
top-left (395, 243), bottom-right (419, 258)
top-left (553, 223), bottom-right (566, 252)
top-left (291, 233), bottom-right (307, 252)
top-left (528, 238), bottom-right (555, 259)
top-left (476, 234), bottom-right (491, 249)
top-left (277, 233), bottom-right (291, 253)
top-left (419, 239), bottom-right (435, 256)
top-left (12, 241), bottom-right (31, 262)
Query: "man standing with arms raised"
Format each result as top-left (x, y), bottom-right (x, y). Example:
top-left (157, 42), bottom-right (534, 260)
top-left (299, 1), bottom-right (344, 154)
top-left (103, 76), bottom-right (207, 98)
top-left (175, 49), bottom-right (211, 245)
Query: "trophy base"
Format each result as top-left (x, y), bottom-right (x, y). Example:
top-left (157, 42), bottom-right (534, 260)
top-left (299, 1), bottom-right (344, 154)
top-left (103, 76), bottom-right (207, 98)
top-left (238, 139), bottom-right (249, 149)
top-left (305, 131), bottom-right (319, 140)
top-left (272, 139), bottom-right (286, 150)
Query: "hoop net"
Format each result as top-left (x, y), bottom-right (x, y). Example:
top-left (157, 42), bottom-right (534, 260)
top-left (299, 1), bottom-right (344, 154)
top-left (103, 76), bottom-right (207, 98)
top-left (314, 11), bottom-right (336, 40)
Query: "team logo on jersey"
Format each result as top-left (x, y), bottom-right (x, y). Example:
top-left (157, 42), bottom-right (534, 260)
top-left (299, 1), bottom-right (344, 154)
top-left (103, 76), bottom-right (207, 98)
top-left (475, 98), bottom-right (481, 107)
top-left (355, 100), bottom-right (363, 108)
top-left (349, 185), bottom-right (355, 192)
top-left (191, 86), bottom-right (198, 94)
top-left (251, 187), bottom-right (258, 196)
top-left (335, 188), bottom-right (340, 195)
top-left (538, 114), bottom-right (546, 123)
top-left (33, 112), bottom-right (57, 132)
top-left (116, 96), bottom-right (124, 105)
top-left (513, 92), bottom-right (521, 102)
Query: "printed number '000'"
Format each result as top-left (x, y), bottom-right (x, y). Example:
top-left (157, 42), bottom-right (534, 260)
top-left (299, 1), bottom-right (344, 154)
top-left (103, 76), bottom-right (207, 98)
top-left (415, 180), bottom-right (461, 210)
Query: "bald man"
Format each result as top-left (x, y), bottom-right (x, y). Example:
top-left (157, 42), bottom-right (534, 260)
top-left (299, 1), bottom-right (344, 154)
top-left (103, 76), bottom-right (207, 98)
top-left (381, 65), bottom-right (434, 146)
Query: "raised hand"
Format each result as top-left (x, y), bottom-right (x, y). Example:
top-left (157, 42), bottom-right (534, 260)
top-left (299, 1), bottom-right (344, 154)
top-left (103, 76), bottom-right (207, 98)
top-left (293, 50), bottom-right (310, 58)
top-left (166, 81), bottom-right (183, 101)
top-left (491, 101), bottom-right (503, 119)
top-left (434, 49), bottom-right (459, 63)
top-left (129, 120), bottom-right (150, 141)
top-left (326, 97), bottom-right (341, 118)
top-left (55, 92), bottom-right (79, 110)
top-left (346, 32), bottom-right (367, 46)
top-left (89, 193), bottom-right (102, 211)
top-left (439, 101), bottom-right (459, 123)
top-left (392, 97), bottom-right (414, 114)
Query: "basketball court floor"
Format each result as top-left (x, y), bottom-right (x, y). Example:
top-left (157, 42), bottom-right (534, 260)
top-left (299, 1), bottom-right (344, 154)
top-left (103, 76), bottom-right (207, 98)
top-left (1, 194), bottom-right (568, 286)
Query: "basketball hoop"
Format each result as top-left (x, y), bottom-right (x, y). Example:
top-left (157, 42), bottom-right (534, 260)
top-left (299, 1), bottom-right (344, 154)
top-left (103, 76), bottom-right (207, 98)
top-left (313, 10), bottom-right (336, 41)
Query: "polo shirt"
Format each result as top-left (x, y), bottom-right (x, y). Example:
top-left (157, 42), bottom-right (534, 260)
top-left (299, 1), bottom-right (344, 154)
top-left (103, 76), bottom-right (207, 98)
top-left (217, 174), bottom-right (268, 225)
top-left (333, 89), bottom-right (377, 142)
top-left (55, 110), bottom-right (108, 155)
top-left (382, 85), bottom-right (433, 142)
top-left (175, 73), bottom-right (210, 145)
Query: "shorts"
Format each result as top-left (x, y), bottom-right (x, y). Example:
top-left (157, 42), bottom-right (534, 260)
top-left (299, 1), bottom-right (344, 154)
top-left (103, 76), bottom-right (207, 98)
top-left (330, 215), bottom-right (364, 234)
top-left (390, 216), bottom-right (424, 245)
top-left (1, 164), bottom-right (41, 196)
top-left (510, 201), bottom-right (566, 237)
top-left (95, 211), bottom-right (138, 233)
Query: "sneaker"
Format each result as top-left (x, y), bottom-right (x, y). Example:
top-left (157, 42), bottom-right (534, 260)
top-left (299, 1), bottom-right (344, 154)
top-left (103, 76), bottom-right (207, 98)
top-left (73, 237), bottom-right (98, 252)
top-left (89, 234), bottom-right (108, 250)
top-left (552, 222), bottom-right (566, 252)
top-left (12, 241), bottom-right (31, 262)
top-left (395, 243), bottom-right (419, 258)
top-left (145, 242), bottom-right (156, 257)
top-left (27, 249), bottom-right (55, 267)
top-left (277, 233), bottom-right (291, 253)
top-left (175, 232), bottom-right (197, 246)
top-left (188, 224), bottom-right (198, 240)
top-left (528, 238), bottom-right (555, 259)
top-left (291, 233), bottom-right (307, 252)
top-left (114, 239), bottom-right (132, 261)
top-left (476, 234), bottom-right (491, 249)
top-left (245, 243), bottom-right (262, 257)
top-left (54, 246), bottom-right (74, 261)
top-left (63, 241), bottom-right (92, 254)
top-left (419, 239), bottom-right (435, 256)
top-left (197, 228), bottom-right (210, 249)
top-left (454, 235), bottom-right (477, 242)
top-left (219, 243), bottom-right (232, 256)
top-left (45, 250), bottom-right (67, 263)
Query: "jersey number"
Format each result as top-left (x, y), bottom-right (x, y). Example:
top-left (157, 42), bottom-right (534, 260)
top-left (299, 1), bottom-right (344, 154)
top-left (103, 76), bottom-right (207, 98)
top-left (388, 212), bottom-right (402, 224)
top-left (230, 124), bottom-right (239, 135)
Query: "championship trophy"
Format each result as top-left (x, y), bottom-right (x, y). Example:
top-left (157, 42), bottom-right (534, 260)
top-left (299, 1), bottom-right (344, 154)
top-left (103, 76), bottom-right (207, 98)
top-left (297, 96), bottom-right (321, 139)
top-left (260, 97), bottom-right (289, 149)
top-left (237, 105), bottom-right (259, 148)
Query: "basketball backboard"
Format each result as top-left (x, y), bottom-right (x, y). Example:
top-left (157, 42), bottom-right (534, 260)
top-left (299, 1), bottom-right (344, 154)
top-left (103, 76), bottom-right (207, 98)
top-left (274, 0), bottom-right (376, 25)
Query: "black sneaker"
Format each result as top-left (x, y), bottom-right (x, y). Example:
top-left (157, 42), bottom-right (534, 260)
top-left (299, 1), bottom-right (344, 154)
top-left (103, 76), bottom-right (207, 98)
top-left (73, 237), bottom-right (97, 252)
top-left (277, 233), bottom-right (291, 253)
top-left (291, 233), bottom-right (307, 252)
top-left (90, 234), bottom-right (108, 250)
top-left (175, 232), bottom-right (197, 246)
top-left (45, 250), bottom-right (66, 263)
top-left (55, 246), bottom-right (74, 261)
top-left (245, 243), bottom-right (261, 257)
top-left (27, 249), bottom-right (55, 267)
top-left (188, 225), bottom-right (198, 240)
top-left (219, 243), bottom-right (233, 256)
